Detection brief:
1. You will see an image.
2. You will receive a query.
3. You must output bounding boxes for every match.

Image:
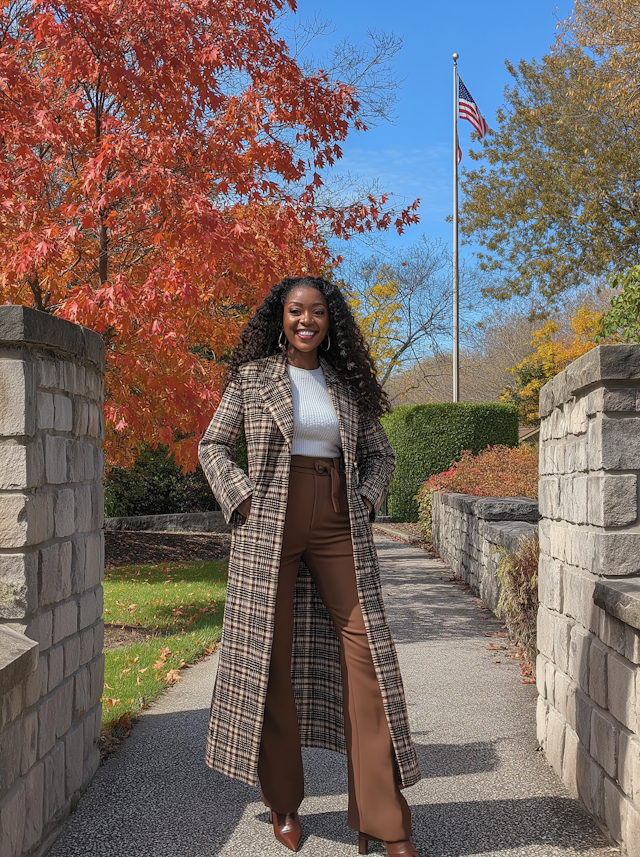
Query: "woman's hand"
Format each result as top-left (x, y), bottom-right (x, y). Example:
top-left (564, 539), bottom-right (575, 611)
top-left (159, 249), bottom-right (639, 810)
top-left (363, 497), bottom-right (373, 513)
top-left (237, 496), bottom-right (252, 522)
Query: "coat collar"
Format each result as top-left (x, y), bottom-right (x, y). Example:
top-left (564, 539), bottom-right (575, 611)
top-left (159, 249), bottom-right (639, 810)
top-left (258, 352), bottom-right (358, 464)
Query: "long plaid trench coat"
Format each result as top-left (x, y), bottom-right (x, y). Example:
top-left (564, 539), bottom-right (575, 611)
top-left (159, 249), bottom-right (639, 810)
top-left (198, 351), bottom-right (420, 789)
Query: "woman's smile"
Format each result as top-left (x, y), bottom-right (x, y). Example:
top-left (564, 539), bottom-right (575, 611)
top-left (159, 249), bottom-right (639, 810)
top-left (295, 329), bottom-right (317, 340)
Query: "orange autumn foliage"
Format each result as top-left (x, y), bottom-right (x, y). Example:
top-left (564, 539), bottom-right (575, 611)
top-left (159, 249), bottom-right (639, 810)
top-left (0, 0), bottom-right (419, 468)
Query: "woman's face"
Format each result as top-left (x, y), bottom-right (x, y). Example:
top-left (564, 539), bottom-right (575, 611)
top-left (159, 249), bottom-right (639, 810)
top-left (282, 286), bottom-right (330, 354)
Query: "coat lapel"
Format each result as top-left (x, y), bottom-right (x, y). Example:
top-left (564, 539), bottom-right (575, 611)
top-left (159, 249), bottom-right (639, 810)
top-left (258, 352), bottom-right (294, 447)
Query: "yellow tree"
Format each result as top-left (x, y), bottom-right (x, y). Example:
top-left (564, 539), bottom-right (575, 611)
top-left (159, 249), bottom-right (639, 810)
top-left (347, 265), bottom-right (403, 381)
top-left (501, 305), bottom-right (603, 423)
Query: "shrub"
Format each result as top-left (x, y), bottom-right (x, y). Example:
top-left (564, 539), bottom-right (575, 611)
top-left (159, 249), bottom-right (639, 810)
top-left (382, 402), bottom-right (519, 522)
top-left (495, 535), bottom-right (540, 673)
top-left (416, 444), bottom-right (539, 541)
top-left (104, 445), bottom-right (219, 517)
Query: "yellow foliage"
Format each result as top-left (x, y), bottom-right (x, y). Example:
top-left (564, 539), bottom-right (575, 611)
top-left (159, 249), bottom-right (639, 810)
top-left (347, 265), bottom-right (402, 377)
top-left (501, 305), bottom-right (602, 424)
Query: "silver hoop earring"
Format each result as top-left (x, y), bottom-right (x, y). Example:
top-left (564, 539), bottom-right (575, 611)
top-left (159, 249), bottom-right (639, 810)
top-left (321, 334), bottom-right (331, 352)
top-left (278, 329), bottom-right (287, 352)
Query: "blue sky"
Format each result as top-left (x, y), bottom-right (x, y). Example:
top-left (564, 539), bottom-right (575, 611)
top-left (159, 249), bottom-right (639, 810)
top-left (293, 0), bottom-right (572, 256)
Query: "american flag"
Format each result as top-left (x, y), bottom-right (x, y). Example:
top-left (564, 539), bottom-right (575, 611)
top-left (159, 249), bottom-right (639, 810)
top-left (458, 77), bottom-right (488, 138)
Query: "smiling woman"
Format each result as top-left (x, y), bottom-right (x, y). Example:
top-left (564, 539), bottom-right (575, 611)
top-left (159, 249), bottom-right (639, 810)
top-left (198, 275), bottom-right (421, 856)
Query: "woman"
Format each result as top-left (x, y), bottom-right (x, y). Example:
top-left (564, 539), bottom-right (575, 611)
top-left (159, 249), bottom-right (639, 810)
top-left (199, 276), bottom-right (421, 856)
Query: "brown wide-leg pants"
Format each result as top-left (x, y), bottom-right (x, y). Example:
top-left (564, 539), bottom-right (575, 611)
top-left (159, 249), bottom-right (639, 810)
top-left (258, 455), bottom-right (412, 842)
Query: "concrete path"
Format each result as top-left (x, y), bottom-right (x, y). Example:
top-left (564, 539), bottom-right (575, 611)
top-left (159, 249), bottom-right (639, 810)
top-left (49, 537), bottom-right (616, 857)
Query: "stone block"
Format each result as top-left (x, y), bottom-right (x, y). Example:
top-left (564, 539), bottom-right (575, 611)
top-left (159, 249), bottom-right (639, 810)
top-left (628, 802), bottom-right (640, 857)
top-left (0, 491), bottom-right (51, 549)
top-left (78, 589), bottom-right (99, 630)
top-left (589, 639), bottom-right (609, 709)
top-left (21, 761), bottom-right (43, 852)
top-left (575, 691), bottom-right (593, 750)
top-left (59, 361), bottom-right (75, 394)
top-left (536, 655), bottom-right (547, 699)
top-left (537, 604), bottom-right (555, 660)
top-left (37, 357), bottom-right (59, 389)
top-left (604, 776), bottom-right (628, 844)
top-left (21, 709), bottom-right (38, 775)
top-left (546, 706), bottom-right (566, 778)
top-left (53, 393), bottom-right (73, 432)
top-left (87, 403), bottom-right (100, 438)
top-left (618, 731), bottom-right (634, 798)
top-left (43, 740), bottom-right (65, 825)
top-left (0, 438), bottom-right (43, 490)
top-left (82, 746), bottom-right (100, 789)
top-left (0, 716), bottom-right (21, 798)
top-left (39, 543), bottom-right (69, 607)
top-left (591, 709), bottom-right (618, 778)
top-left (52, 599), bottom-right (77, 645)
top-left (65, 723), bottom-right (84, 798)
top-left (79, 628), bottom-right (93, 666)
top-left (54, 488), bottom-right (75, 538)
top-left (73, 667), bottom-right (90, 719)
top-left (37, 391), bottom-right (54, 431)
top-left (593, 531), bottom-right (640, 577)
top-left (81, 440), bottom-right (95, 481)
top-left (600, 612), bottom-right (626, 657)
top-left (0, 357), bottom-right (36, 436)
top-left (562, 724), bottom-right (579, 796)
top-left (568, 624), bottom-right (591, 689)
top-left (589, 414), bottom-right (640, 471)
top-left (45, 435), bottom-right (67, 484)
top-left (576, 744), bottom-right (596, 815)
top-left (73, 365), bottom-right (86, 397)
top-left (0, 551), bottom-right (38, 619)
top-left (91, 482), bottom-right (104, 530)
top-left (74, 484), bottom-right (92, 533)
top-left (72, 400), bottom-right (89, 437)
top-left (545, 661), bottom-right (555, 706)
top-left (89, 654), bottom-right (104, 708)
top-left (47, 644), bottom-right (64, 692)
top-left (554, 614), bottom-right (572, 674)
top-left (625, 625), bottom-right (640, 665)
top-left (83, 704), bottom-right (100, 762)
top-left (607, 654), bottom-right (637, 730)
top-left (0, 684), bottom-right (22, 735)
top-left (37, 678), bottom-right (73, 758)
top-left (539, 559), bottom-right (562, 612)
top-left (0, 779), bottom-right (25, 857)
top-left (85, 531), bottom-right (103, 589)
top-left (588, 474), bottom-right (638, 528)
top-left (64, 636), bottom-right (80, 678)
top-left (554, 670), bottom-right (571, 719)
top-left (93, 622), bottom-right (104, 658)
top-left (66, 438), bottom-right (83, 483)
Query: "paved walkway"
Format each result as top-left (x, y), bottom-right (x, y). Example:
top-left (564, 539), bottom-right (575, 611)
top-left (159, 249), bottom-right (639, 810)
top-left (49, 537), bottom-right (616, 857)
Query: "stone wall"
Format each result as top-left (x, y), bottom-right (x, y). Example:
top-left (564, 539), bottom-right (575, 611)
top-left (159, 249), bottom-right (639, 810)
top-left (0, 306), bottom-right (105, 857)
top-left (536, 344), bottom-right (640, 856)
top-left (103, 510), bottom-right (230, 533)
top-left (431, 491), bottom-right (539, 610)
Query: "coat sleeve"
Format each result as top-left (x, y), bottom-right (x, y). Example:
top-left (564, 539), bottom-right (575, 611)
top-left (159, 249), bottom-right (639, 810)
top-left (355, 416), bottom-right (396, 522)
top-left (198, 376), bottom-right (255, 526)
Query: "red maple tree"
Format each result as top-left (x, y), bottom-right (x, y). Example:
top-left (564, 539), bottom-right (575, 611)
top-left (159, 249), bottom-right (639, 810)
top-left (0, 0), bottom-right (418, 467)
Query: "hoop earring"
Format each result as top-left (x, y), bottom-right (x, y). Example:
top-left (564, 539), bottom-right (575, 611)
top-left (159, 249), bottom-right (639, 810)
top-left (278, 329), bottom-right (288, 352)
top-left (321, 333), bottom-right (331, 352)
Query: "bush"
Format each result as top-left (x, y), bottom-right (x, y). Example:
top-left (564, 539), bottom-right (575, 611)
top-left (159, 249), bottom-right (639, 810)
top-left (104, 445), bottom-right (219, 517)
top-left (382, 402), bottom-right (519, 522)
top-left (495, 535), bottom-right (539, 673)
top-left (416, 444), bottom-right (538, 542)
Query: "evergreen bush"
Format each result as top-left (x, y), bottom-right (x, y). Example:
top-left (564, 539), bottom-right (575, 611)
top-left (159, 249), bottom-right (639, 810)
top-left (104, 445), bottom-right (219, 518)
top-left (381, 402), bottom-right (519, 522)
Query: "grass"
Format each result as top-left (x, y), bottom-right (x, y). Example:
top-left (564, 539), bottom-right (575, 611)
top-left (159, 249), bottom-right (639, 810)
top-left (102, 559), bottom-right (228, 732)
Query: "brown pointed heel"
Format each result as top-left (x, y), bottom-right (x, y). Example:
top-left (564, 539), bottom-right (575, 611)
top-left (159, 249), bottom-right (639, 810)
top-left (270, 810), bottom-right (302, 852)
top-left (359, 833), bottom-right (421, 857)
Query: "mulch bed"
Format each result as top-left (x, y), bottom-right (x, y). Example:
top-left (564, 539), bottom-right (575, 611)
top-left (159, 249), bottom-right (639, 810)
top-left (104, 530), bottom-right (231, 568)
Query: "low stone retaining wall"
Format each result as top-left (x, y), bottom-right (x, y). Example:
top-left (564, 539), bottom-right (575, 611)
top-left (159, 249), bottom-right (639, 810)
top-left (537, 344), bottom-right (640, 856)
top-left (103, 511), bottom-right (230, 533)
top-left (0, 307), bottom-right (105, 857)
top-left (431, 491), bottom-right (539, 610)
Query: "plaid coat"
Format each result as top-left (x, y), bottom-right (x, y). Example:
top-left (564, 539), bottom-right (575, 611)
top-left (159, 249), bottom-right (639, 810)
top-left (198, 352), bottom-right (420, 788)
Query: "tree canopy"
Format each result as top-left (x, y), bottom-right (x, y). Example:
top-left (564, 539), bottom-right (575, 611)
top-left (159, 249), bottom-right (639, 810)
top-left (0, 0), bottom-right (418, 467)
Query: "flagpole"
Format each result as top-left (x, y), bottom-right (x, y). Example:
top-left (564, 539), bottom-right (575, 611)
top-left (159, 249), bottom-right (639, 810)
top-left (452, 52), bottom-right (460, 403)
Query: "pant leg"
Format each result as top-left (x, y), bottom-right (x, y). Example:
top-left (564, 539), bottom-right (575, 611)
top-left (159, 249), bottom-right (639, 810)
top-left (257, 466), bottom-right (313, 813)
top-left (302, 467), bottom-right (412, 842)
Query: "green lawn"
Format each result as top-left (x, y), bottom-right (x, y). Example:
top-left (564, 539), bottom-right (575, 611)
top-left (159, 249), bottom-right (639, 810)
top-left (102, 559), bottom-right (227, 731)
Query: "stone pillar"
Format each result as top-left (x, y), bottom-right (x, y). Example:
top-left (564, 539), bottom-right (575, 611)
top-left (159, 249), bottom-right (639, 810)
top-left (0, 306), bottom-right (105, 857)
top-left (537, 344), bottom-right (640, 856)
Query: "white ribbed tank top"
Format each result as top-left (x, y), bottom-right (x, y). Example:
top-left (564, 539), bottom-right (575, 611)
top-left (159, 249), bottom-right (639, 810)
top-left (286, 364), bottom-right (342, 458)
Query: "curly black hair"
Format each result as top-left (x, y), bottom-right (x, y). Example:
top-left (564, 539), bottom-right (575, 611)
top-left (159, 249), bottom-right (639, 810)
top-left (226, 276), bottom-right (390, 420)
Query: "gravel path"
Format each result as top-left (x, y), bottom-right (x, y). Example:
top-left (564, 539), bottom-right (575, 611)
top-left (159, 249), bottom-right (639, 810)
top-left (48, 537), bottom-right (616, 857)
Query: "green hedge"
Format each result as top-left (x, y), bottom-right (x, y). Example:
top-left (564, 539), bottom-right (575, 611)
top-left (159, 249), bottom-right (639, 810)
top-left (381, 402), bottom-right (519, 522)
top-left (104, 445), bottom-right (219, 518)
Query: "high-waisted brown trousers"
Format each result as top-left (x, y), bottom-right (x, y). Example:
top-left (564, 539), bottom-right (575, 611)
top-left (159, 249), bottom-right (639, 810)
top-left (258, 455), bottom-right (411, 842)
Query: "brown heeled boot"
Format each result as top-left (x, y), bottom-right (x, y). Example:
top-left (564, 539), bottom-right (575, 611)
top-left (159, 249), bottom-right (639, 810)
top-left (359, 833), bottom-right (421, 856)
top-left (270, 810), bottom-right (302, 852)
